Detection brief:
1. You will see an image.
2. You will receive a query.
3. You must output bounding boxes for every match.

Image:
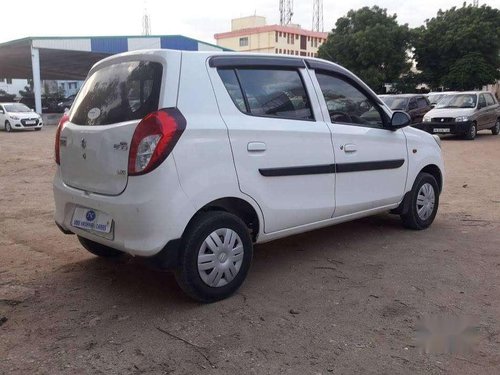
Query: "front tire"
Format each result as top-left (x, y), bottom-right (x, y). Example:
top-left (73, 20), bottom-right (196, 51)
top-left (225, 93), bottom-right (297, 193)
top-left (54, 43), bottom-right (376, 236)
top-left (491, 119), bottom-right (500, 135)
top-left (401, 172), bottom-right (440, 230)
top-left (77, 236), bottom-right (123, 258)
top-left (464, 122), bottom-right (477, 140)
top-left (175, 211), bottom-right (253, 303)
top-left (5, 121), bottom-right (12, 132)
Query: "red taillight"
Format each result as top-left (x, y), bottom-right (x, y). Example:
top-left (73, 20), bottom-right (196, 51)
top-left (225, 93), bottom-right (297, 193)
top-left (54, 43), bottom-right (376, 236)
top-left (128, 108), bottom-right (186, 176)
top-left (55, 113), bottom-right (69, 165)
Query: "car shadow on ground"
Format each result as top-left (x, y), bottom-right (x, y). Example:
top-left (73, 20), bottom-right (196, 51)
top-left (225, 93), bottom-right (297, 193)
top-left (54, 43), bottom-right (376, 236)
top-left (48, 213), bottom-right (412, 309)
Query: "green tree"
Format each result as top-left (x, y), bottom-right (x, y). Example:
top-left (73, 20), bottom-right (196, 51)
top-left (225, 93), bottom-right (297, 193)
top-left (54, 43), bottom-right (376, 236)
top-left (413, 4), bottom-right (500, 90)
top-left (0, 89), bottom-right (15, 101)
top-left (318, 6), bottom-right (411, 93)
top-left (19, 79), bottom-right (34, 98)
top-left (391, 71), bottom-right (424, 94)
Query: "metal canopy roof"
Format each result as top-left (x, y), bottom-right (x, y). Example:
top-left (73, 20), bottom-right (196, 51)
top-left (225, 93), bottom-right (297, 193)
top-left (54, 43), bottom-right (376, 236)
top-left (0, 39), bottom-right (109, 80)
top-left (0, 35), bottom-right (228, 80)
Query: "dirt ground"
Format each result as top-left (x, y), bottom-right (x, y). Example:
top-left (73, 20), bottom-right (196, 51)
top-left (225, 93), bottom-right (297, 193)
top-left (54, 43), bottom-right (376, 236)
top-left (0, 126), bottom-right (499, 374)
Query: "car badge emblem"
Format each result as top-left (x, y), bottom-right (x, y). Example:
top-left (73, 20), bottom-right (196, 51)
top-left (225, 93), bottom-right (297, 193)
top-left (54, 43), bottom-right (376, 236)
top-left (81, 138), bottom-right (87, 149)
top-left (441, 119), bottom-right (444, 122)
top-left (86, 210), bottom-right (96, 222)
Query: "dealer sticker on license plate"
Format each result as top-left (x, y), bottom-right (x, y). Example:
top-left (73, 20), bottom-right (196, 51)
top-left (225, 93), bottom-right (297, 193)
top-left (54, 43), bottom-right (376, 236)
top-left (433, 128), bottom-right (450, 133)
top-left (71, 207), bottom-right (112, 233)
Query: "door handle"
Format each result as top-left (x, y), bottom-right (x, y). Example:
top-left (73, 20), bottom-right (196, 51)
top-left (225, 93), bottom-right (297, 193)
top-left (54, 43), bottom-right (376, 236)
top-left (247, 142), bottom-right (266, 152)
top-left (343, 144), bottom-right (357, 153)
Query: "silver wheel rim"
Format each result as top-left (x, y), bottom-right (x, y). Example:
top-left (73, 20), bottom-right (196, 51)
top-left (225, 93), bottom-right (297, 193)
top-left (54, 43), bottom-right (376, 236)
top-left (495, 121), bottom-right (500, 132)
top-left (471, 124), bottom-right (476, 137)
top-left (197, 228), bottom-right (244, 288)
top-left (416, 183), bottom-right (435, 221)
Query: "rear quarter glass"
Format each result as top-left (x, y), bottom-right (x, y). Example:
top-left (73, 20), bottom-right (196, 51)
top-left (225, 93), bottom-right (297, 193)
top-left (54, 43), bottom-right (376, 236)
top-left (70, 61), bottom-right (163, 126)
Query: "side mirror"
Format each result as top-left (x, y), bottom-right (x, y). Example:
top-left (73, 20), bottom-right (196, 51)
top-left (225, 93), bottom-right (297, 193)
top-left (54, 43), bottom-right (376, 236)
top-left (389, 111), bottom-right (411, 130)
top-left (477, 103), bottom-right (484, 109)
top-left (0, 110), bottom-right (4, 114)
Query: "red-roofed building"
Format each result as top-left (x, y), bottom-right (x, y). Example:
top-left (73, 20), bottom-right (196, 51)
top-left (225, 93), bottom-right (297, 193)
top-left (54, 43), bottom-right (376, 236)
top-left (214, 16), bottom-right (328, 57)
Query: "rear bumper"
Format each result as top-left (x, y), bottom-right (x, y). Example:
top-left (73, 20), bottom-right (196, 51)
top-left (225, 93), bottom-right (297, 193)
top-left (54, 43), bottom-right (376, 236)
top-left (413, 121), bottom-right (471, 135)
top-left (53, 159), bottom-right (195, 258)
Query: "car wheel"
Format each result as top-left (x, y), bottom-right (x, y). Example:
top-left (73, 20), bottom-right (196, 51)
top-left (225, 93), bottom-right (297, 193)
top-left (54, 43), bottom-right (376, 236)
top-left (5, 121), bottom-right (12, 132)
top-left (464, 122), bottom-right (477, 140)
top-left (175, 211), bottom-right (253, 303)
top-left (400, 172), bottom-right (440, 230)
top-left (491, 119), bottom-right (500, 135)
top-left (77, 236), bottom-right (123, 257)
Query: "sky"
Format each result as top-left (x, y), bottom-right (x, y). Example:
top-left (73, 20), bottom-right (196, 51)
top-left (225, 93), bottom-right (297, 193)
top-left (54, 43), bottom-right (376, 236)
top-left (0, 0), bottom-right (498, 45)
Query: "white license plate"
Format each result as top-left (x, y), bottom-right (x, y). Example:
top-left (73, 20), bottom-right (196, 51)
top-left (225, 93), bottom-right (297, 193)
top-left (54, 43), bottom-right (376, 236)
top-left (25, 120), bottom-right (36, 125)
top-left (71, 207), bottom-right (112, 233)
top-left (434, 128), bottom-right (450, 133)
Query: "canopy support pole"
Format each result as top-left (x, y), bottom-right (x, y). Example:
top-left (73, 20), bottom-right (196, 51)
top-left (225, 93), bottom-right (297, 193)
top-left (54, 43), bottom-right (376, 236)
top-left (30, 45), bottom-right (42, 114)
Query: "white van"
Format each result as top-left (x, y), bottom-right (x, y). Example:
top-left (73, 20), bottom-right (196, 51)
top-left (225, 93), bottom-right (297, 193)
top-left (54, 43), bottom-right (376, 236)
top-left (53, 50), bottom-right (444, 302)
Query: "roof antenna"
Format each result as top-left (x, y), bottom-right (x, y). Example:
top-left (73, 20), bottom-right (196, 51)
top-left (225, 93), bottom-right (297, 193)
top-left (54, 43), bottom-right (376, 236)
top-left (142, 0), bottom-right (151, 36)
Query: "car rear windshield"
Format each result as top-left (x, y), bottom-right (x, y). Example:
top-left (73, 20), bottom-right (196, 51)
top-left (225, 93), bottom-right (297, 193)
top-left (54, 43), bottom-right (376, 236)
top-left (70, 61), bottom-right (163, 126)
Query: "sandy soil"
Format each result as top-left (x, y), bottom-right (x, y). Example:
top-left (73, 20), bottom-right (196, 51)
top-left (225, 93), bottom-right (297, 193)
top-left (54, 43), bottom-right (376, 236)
top-left (0, 126), bottom-right (499, 374)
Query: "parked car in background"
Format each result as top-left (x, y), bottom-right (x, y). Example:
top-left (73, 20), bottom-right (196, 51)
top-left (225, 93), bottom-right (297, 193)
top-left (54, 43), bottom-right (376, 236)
top-left (0, 102), bottom-right (43, 132)
top-left (18, 97), bottom-right (61, 113)
top-left (427, 91), bottom-right (458, 106)
top-left (380, 94), bottom-right (432, 124)
top-left (419, 91), bottom-right (500, 140)
top-left (57, 94), bottom-right (77, 112)
top-left (53, 51), bottom-right (444, 302)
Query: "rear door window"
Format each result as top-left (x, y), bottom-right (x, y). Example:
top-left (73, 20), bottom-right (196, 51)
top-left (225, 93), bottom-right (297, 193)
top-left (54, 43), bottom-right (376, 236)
top-left (70, 61), bottom-right (163, 126)
top-left (485, 94), bottom-right (495, 106)
top-left (218, 68), bottom-right (314, 121)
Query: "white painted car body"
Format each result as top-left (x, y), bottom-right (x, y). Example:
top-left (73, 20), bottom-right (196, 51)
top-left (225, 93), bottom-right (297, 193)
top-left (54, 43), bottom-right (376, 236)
top-left (53, 50), bottom-right (444, 259)
top-left (0, 102), bottom-right (43, 131)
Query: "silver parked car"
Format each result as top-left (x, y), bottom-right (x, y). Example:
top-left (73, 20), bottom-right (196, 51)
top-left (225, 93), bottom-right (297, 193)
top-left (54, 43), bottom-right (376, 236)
top-left (418, 91), bottom-right (500, 140)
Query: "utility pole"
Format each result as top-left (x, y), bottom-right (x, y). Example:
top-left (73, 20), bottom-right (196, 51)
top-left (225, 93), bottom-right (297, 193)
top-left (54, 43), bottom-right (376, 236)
top-left (279, 0), bottom-right (294, 26)
top-left (312, 0), bottom-right (324, 32)
top-left (142, 1), bottom-right (151, 36)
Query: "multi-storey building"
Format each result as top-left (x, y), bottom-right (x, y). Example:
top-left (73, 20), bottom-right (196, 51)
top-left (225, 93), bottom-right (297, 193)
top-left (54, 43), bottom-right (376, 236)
top-left (214, 16), bottom-right (328, 57)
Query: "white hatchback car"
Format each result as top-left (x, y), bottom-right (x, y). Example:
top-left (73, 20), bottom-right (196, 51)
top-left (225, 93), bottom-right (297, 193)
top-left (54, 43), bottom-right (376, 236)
top-left (53, 50), bottom-right (444, 302)
top-left (0, 103), bottom-right (43, 132)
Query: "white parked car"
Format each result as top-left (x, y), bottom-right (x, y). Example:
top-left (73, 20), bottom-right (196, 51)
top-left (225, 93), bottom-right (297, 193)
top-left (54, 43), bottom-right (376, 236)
top-left (53, 51), bottom-right (444, 302)
top-left (0, 103), bottom-right (43, 132)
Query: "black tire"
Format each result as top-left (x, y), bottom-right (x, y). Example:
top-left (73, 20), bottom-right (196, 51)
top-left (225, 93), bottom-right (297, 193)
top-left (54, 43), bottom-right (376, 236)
top-left (5, 121), bottom-right (12, 132)
top-left (77, 236), bottom-right (123, 258)
top-left (400, 172), bottom-right (440, 230)
top-left (175, 211), bottom-right (253, 303)
top-left (491, 119), bottom-right (500, 135)
top-left (464, 122), bottom-right (477, 140)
